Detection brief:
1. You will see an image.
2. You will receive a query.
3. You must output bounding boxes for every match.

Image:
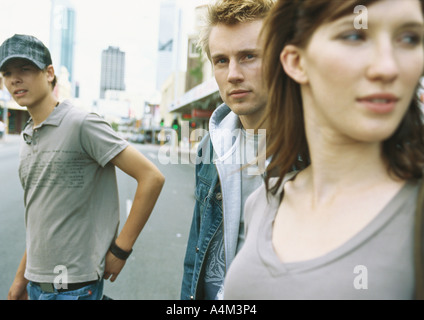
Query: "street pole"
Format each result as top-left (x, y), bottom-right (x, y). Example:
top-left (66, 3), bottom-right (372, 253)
top-left (1, 104), bottom-right (7, 142)
top-left (0, 88), bottom-right (11, 137)
top-left (3, 105), bottom-right (8, 135)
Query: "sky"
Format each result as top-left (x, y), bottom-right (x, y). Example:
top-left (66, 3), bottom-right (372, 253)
top-left (0, 0), bottom-right (166, 103)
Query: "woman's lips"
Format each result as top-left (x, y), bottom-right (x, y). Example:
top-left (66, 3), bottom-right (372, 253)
top-left (357, 93), bottom-right (399, 114)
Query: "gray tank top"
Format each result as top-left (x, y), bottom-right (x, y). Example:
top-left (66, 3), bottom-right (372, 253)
top-left (224, 175), bottom-right (419, 299)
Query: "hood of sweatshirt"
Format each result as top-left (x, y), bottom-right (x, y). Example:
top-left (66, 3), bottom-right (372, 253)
top-left (208, 103), bottom-right (243, 163)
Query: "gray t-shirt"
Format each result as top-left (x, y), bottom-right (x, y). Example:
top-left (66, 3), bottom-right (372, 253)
top-left (224, 174), bottom-right (419, 300)
top-left (20, 100), bottom-right (129, 283)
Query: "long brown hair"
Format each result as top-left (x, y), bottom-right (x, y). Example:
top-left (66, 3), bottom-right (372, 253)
top-left (261, 0), bottom-right (424, 197)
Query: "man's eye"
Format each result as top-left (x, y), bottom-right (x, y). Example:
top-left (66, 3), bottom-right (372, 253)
top-left (214, 58), bottom-right (227, 65)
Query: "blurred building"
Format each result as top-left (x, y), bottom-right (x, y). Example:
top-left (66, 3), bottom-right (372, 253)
top-left (50, 0), bottom-right (76, 86)
top-left (158, 0), bottom-right (221, 146)
top-left (156, 0), bottom-right (177, 92)
top-left (54, 66), bottom-right (73, 101)
top-left (100, 46), bottom-right (126, 99)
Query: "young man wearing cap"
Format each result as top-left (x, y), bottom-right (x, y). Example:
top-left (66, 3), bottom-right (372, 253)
top-left (1, 34), bottom-right (165, 300)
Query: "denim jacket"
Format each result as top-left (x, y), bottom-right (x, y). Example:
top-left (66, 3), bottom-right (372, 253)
top-left (181, 104), bottom-right (247, 300)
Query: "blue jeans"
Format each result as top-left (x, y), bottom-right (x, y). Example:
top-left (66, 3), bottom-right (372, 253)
top-left (27, 279), bottom-right (104, 300)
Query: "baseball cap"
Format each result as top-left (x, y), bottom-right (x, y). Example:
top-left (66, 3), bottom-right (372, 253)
top-left (0, 34), bottom-right (52, 71)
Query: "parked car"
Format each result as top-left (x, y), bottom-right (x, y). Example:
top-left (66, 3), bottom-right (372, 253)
top-left (117, 131), bottom-right (131, 141)
top-left (129, 133), bottom-right (146, 144)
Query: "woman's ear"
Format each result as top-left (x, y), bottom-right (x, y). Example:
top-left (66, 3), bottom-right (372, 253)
top-left (280, 45), bottom-right (308, 85)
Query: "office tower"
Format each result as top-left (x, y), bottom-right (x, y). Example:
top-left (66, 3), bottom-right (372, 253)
top-left (156, 0), bottom-right (177, 91)
top-left (50, 0), bottom-right (76, 83)
top-left (100, 46), bottom-right (126, 99)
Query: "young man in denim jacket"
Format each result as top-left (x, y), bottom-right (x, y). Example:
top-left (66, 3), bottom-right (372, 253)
top-left (181, 0), bottom-right (275, 300)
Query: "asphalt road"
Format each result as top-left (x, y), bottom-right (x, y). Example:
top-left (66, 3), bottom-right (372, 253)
top-left (0, 137), bottom-right (196, 300)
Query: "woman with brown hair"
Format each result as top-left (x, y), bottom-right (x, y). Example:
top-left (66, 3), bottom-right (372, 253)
top-left (224, 0), bottom-right (424, 299)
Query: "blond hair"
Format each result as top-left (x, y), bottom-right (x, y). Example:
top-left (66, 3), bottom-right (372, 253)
top-left (199, 0), bottom-right (275, 60)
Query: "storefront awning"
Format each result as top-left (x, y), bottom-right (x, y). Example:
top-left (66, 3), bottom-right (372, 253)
top-left (3, 100), bottom-right (27, 111)
top-left (0, 89), bottom-right (26, 111)
top-left (170, 77), bottom-right (219, 113)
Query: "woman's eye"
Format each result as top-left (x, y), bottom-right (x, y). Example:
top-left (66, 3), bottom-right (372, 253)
top-left (339, 31), bottom-right (365, 42)
top-left (398, 32), bottom-right (423, 46)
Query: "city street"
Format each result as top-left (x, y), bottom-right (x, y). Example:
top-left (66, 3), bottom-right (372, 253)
top-left (0, 136), bottom-right (196, 300)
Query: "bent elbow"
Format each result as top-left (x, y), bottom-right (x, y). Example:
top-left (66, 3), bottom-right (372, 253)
top-left (150, 169), bottom-right (165, 190)
top-left (156, 171), bottom-right (165, 188)
top-left (136, 166), bottom-right (165, 192)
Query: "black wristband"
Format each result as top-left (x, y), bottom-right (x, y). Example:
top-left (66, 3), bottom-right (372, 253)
top-left (109, 240), bottom-right (133, 260)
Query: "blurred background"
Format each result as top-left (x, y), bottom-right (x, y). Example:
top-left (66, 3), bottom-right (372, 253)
top-left (0, 0), bottom-right (222, 147)
top-left (0, 0), bottom-right (223, 300)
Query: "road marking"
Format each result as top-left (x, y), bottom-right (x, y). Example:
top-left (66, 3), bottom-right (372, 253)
top-left (126, 199), bottom-right (132, 217)
top-left (148, 152), bottom-right (158, 160)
